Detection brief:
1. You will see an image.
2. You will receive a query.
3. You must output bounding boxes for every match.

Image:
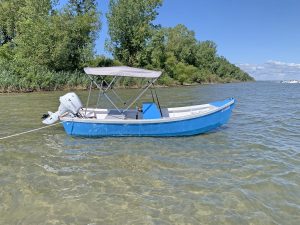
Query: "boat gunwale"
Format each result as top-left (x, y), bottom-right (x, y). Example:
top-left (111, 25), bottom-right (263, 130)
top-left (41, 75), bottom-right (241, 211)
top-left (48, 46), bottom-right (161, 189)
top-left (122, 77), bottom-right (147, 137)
top-left (60, 99), bottom-right (235, 124)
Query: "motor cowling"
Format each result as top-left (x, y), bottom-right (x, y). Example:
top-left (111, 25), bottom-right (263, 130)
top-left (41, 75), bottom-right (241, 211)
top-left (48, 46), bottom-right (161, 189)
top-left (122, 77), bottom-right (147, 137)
top-left (42, 92), bottom-right (83, 125)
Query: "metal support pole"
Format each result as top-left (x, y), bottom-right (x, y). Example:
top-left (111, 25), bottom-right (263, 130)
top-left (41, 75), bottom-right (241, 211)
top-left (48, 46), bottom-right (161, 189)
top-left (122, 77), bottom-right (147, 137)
top-left (103, 77), bottom-right (126, 105)
top-left (96, 79), bottom-right (104, 108)
top-left (104, 76), bottom-right (117, 92)
top-left (123, 78), bottom-right (158, 112)
top-left (153, 84), bottom-right (163, 117)
top-left (85, 81), bottom-right (93, 117)
top-left (87, 75), bottom-right (122, 113)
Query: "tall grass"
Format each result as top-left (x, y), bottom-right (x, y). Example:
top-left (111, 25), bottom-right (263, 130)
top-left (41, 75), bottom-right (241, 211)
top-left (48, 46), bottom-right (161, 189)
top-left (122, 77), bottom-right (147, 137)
top-left (0, 68), bottom-right (90, 93)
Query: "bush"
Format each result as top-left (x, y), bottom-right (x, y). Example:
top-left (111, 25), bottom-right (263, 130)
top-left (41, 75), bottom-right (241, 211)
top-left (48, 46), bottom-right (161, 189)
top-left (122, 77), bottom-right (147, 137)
top-left (157, 73), bottom-right (175, 86)
top-left (0, 59), bottom-right (90, 92)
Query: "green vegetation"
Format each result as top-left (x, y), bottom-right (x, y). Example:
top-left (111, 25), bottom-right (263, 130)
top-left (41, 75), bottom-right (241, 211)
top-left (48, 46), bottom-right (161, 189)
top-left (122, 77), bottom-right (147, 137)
top-left (106, 1), bottom-right (253, 86)
top-left (0, 0), bottom-right (100, 92)
top-left (0, 0), bottom-right (253, 92)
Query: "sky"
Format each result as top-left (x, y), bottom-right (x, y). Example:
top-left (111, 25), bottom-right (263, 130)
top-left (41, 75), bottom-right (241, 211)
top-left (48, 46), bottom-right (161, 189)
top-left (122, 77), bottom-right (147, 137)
top-left (61, 0), bottom-right (300, 80)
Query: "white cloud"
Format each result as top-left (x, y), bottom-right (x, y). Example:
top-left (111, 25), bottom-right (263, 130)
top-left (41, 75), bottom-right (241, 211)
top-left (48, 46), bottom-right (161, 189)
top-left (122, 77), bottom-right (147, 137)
top-left (236, 60), bottom-right (300, 80)
top-left (267, 60), bottom-right (300, 68)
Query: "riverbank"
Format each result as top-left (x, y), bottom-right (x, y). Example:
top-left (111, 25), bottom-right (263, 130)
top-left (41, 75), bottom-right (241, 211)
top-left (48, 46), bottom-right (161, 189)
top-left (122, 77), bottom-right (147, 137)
top-left (0, 80), bottom-right (249, 93)
top-left (0, 71), bottom-right (253, 93)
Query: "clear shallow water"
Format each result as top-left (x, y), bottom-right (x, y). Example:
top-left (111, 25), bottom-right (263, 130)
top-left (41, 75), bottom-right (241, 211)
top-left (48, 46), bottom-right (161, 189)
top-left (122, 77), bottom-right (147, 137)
top-left (0, 81), bottom-right (299, 224)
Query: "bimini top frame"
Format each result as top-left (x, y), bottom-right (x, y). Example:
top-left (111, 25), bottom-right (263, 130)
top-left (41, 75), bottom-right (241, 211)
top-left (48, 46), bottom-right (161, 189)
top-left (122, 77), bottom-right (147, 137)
top-left (83, 66), bottom-right (162, 115)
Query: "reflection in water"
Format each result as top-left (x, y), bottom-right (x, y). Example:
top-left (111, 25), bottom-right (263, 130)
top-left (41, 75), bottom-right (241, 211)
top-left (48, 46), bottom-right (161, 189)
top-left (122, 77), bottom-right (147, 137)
top-left (0, 82), bottom-right (299, 224)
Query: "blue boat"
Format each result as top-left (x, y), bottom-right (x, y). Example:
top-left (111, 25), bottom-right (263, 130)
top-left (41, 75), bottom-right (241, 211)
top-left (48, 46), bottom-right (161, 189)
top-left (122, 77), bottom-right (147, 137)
top-left (42, 66), bottom-right (235, 137)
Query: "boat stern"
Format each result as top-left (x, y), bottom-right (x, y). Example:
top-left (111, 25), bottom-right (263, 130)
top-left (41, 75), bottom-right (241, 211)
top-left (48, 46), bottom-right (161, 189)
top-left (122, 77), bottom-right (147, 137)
top-left (61, 120), bottom-right (75, 136)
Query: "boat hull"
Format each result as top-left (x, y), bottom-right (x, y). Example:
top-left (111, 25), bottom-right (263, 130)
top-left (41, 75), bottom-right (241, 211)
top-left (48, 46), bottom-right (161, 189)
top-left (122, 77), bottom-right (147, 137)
top-left (61, 98), bottom-right (235, 137)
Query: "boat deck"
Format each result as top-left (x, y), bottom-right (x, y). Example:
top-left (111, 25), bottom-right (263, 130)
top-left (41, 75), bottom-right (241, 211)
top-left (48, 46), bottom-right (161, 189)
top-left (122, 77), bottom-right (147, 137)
top-left (75, 103), bottom-right (218, 121)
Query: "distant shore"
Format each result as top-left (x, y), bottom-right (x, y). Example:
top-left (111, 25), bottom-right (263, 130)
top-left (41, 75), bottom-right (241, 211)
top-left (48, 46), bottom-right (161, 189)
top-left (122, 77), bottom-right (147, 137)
top-left (0, 80), bottom-right (254, 94)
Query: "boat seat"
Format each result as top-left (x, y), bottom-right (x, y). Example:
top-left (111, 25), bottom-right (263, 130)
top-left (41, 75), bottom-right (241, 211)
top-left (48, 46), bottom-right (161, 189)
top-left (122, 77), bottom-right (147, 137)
top-left (105, 114), bottom-right (125, 120)
top-left (96, 113), bottom-right (107, 119)
top-left (142, 102), bottom-right (161, 119)
top-left (105, 109), bottom-right (125, 120)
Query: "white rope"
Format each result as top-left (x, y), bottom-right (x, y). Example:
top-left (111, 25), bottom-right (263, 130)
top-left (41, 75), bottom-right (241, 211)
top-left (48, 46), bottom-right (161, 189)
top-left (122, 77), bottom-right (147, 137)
top-left (0, 122), bottom-right (62, 141)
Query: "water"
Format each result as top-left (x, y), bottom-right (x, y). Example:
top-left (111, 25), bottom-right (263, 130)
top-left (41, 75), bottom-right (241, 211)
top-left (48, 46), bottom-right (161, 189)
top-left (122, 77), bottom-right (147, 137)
top-left (0, 82), bottom-right (299, 224)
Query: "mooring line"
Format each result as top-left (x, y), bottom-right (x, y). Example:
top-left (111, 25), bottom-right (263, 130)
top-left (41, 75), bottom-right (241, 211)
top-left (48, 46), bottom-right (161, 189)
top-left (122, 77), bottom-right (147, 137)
top-left (0, 122), bottom-right (63, 141)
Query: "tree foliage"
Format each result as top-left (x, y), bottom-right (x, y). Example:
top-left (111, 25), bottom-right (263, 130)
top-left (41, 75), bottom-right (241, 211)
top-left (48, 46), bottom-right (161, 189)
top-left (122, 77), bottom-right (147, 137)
top-left (13, 0), bottom-right (100, 71)
top-left (0, 0), bottom-right (253, 92)
top-left (0, 0), bottom-right (25, 45)
top-left (106, 0), bottom-right (162, 66)
top-left (0, 0), bottom-right (100, 92)
top-left (137, 25), bottom-right (253, 85)
top-left (107, 0), bottom-right (253, 85)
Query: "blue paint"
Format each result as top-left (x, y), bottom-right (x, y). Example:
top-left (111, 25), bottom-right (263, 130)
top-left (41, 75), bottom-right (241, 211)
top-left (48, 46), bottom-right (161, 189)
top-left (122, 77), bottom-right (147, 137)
top-left (142, 102), bottom-right (161, 119)
top-left (62, 98), bottom-right (235, 137)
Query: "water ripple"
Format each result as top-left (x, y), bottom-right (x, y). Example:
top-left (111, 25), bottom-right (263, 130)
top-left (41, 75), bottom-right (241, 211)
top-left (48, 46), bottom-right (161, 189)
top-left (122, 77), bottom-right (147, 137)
top-left (0, 82), bottom-right (299, 224)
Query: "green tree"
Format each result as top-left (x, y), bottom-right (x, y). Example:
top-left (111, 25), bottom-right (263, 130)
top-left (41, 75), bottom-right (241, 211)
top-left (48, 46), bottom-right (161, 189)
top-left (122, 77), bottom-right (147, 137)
top-left (195, 41), bottom-right (217, 69)
top-left (0, 0), bottom-right (26, 46)
top-left (68, 0), bottom-right (97, 15)
top-left (14, 0), bottom-right (53, 67)
top-left (58, 0), bottom-right (100, 70)
top-left (142, 24), bottom-right (252, 84)
top-left (139, 27), bottom-right (166, 69)
top-left (142, 25), bottom-right (198, 81)
top-left (106, 0), bottom-right (162, 66)
top-left (0, 0), bottom-right (101, 92)
top-left (164, 24), bottom-right (197, 65)
top-left (173, 62), bottom-right (199, 84)
top-left (211, 56), bottom-right (253, 82)
top-left (13, 0), bottom-right (100, 71)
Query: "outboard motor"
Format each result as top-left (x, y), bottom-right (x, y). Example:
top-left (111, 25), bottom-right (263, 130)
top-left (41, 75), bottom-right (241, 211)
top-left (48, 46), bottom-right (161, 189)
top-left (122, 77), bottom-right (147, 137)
top-left (42, 92), bottom-right (83, 125)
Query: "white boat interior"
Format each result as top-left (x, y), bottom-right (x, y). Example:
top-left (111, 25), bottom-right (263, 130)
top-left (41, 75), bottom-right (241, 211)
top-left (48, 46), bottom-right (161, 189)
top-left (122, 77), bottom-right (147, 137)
top-left (73, 103), bottom-right (219, 121)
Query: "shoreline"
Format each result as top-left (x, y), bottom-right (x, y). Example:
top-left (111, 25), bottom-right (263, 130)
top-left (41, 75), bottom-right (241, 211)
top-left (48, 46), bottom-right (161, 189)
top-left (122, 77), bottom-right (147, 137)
top-left (0, 80), bottom-right (255, 94)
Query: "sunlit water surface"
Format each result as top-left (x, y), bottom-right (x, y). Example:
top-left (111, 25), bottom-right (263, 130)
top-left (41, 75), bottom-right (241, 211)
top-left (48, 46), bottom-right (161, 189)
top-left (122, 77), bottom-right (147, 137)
top-left (0, 81), bottom-right (299, 224)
